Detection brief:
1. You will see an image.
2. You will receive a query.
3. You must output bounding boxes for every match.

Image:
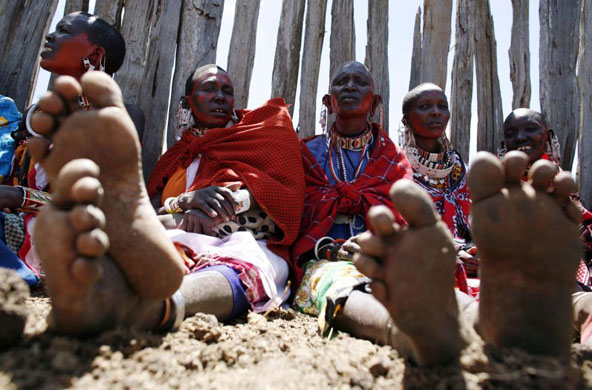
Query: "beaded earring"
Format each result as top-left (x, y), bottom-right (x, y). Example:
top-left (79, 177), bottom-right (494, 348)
top-left (175, 98), bottom-right (195, 137)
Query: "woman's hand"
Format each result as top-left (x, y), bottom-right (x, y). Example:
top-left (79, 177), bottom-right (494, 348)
top-left (458, 246), bottom-right (479, 277)
top-left (335, 234), bottom-right (363, 261)
top-left (177, 186), bottom-right (238, 222)
top-left (179, 209), bottom-right (224, 235)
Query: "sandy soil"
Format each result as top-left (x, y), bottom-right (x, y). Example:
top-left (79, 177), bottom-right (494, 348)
top-left (1, 295), bottom-right (592, 390)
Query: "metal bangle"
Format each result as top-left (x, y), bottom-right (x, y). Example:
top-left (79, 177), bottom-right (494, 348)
top-left (25, 103), bottom-right (43, 138)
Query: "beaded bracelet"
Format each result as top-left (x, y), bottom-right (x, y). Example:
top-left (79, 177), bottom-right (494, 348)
top-left (17, 186), bottom-right (51, 211)
top-left (164, 196), bottom-right (183, 214)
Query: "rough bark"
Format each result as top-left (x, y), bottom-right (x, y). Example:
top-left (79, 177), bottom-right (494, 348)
top-left (227, 0), bottom-right (261, 110)
top-left (409, 7), bottom-right (422, 91)
top-left (365, 0), bottom-right (389, 133)
top-left (297, 0), bottom-right (328, 138)
top-left (0, 0), bottom-right (58, 111)
top-left (94, 0), bottom-right (124, 28)
top-left (540, 0), bottom-right (580, 170)
top-left (579, 0), bottom-right (592, 208)
top-left (509, 0), bottom-right (531, 109)
top-left (329, 0), bottom-right (355, 81)
top-left (64, 0), bottom-right (89, 14)
top-left (474, 0), bottom-right (504, 154)
top-left (271, 0), bottom-right (305, 117)
top-left (419, 0), bottom-right (453, 89)
top-left (166, 0), bottom-right (225, 147)
top-left (450, 0), bottom-right (474, 162)
top-left (116, 0), bottom-right (183, 180)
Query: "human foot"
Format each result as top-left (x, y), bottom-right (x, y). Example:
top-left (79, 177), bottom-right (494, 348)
top-left (468, 151), bottom-right (581, 359)
top-left (35, 159), bottom-right (165, 335)
top-left (354, 179), bottom-right (466, 366)
top-left (31, 73), bottom-right (184, 299)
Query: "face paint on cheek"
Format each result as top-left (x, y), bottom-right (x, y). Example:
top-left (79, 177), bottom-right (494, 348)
top-left (358, 92), bottom-right (373, 112)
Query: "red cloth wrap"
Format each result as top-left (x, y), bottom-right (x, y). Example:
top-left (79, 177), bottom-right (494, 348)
top-left (291, 124), bottom-right (412, 283)
top-left (147, 98), bottom-right (305, 268)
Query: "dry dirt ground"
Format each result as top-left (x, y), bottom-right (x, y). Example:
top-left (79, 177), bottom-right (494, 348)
top-left (1, 295), bottom-right (592, 390)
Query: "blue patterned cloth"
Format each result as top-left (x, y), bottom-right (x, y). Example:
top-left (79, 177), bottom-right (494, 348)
top-left (0, 95), bottom-right (21, 182)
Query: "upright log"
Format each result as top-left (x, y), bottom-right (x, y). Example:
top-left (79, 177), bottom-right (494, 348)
top-left (365, 0), bottom-right (389, 133)
top-left (450, 0), bottom-right (474, 162)
top-left (0, 0), bottom-right (58, 111)
top-left (419, 0), bottom-right (453, 89)
top-left (94, 0), bottom-right (124, 27)
top-left (329, 0), bottom-right (355, 80)
top-left (117, 0), bottom-right (183, 179)
top-left (540, 0), bottom-right (580, 170)
top-left (409, 7), bottom-right (422, 90)
top-left (474, 0), bottom-right (504, 154)
top-left (271, 0), bottom-right (305, 117)
top-left (579, 0), bottom-right (592, 208)
top-left (64, 0), bottom-right (89, 14)
top-left (509, 0), bottom-right (531, 109)
top-left (167, 0), bottom-right (225, 147)
top-left (297, 0), bottom-right (328, 138)
top-left (227, 0), bottom-right (261, 110)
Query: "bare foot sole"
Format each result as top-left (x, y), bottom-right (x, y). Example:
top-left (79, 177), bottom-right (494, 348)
top-left (35, 159), bottom-right (164, 336)
top-left (469, 151), bottom-right (581, 359)
top-left (354, 179), bottom-right (467, 366)
top-left (31, 73), bottom-right (183, 299)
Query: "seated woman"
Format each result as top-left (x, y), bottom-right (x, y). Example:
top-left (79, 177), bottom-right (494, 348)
top-left (0, 12), bottom-right (144, 282)
top-left (146, 64), bottom-right (304, 321)
top-left (400, 83), bottom-right (476, 294)
top-left (291, 61), bottom-right (412, 341)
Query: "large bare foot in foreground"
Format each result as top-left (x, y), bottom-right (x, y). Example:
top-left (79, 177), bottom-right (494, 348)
top-left (469, 151), bottom-right (581, 359)
top-left (35, 159), bottom-right (165, 335)
top-left (354, 180), bottom-right (467, 366)
top-left (30, 72), bottom-right (184, 299)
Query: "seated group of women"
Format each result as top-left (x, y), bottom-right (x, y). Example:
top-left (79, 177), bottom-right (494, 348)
top-left (2, 12), bottom-right (592, 367)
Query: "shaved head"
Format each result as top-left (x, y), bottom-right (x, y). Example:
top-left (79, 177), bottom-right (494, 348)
top-left (331, 61), bottom-right (375, 89)
top-left (402, 83), bottom-right (443, 115)
top-left (504, 108), bottom-right (548, 129)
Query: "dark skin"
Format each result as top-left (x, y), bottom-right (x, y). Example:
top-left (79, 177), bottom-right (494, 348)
top-left (154, 69), bottom-right (258, 235)
top-left (405, 87), bottom-right (449, 153)
top-left (503, 108), bottom-right (548, 165)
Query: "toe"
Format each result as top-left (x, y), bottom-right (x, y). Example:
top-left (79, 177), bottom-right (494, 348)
top-left (528, 159), bottom-right (557, 191)
top-left (38, 91), bottom-right (66, 116)
top-left (80, 71), bottom-right (125, 109)
top-left (53, 76), bottom-right (84, 113)
top-left (76, 228), bottom-right (109, 257)
top-left (389, 179), bottom-right (439, 228)
top-left (367, 205), bottom-right (398, 236)
top-left (72, 176), bottom-right (104, 206)
top-left (30, 111), bottom-right (56, 137)
top-left (551, 171), bottom-right (576, 201)
top-left (356, 231), bottom-right (385, 258)
top-left (27, 137), bottom-right (51, 161)
top-left (369, 281), bottom-right (387, 305)
top-left (353, 252), bottom-right (383, 279)
top-left (503, 151), bottom-right (529, 184)
top-left (69, 204), bottom-right (106, 232)
top-left (468, 151), bottom-right (505, 202)
top-left (71, 257), bottom-right (102, 285)
top-left (52, 159), bottom-right (101, 208)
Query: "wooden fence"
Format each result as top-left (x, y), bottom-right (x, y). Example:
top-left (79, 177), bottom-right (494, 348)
top-left (0, 0), bottom-right (590, 208)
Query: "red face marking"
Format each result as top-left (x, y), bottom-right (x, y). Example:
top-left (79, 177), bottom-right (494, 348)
top-left (188, 70), bottom-right (235, 129)
top-left (328, 64), bottom-right (375, 118)
top-left (406, 89), bottom-right (450, 141)
top-left (40, 14), bottom-right (98, 78)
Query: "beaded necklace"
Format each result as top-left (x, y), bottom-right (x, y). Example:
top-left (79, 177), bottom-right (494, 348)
top-left (328, 123), bottom-right (372, 183)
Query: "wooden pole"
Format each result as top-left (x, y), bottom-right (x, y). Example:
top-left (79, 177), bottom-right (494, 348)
top-left (365, 0), bottom-right (389, 134)
top-left (94, 0), bottom-right (124, 28)
top-left (64, 0), bottom-right (89, 15)
top-left (409, 7), bottom-right (422, 91)
top-left (116, 0), bottom-right (183, 180)
top-left (297, 0), bottom-right (328, 138)
top-left (540, 0), bottom-right (580, 170)
top-left (450, 0), bottom-right (474, 162)
top-left (166, 0), bottom-right (225, 147)
top-left (329, 0), bottom-right (355, 80)
top-left (419, 0), bottom-right (452, 89)
top-left (271, 0), bottom-right (305, 117)
top-left (474, 0), bottom-right (504, 154)
top-left (509, 0), bottom-right (531, 109)
top-left (579, 0), bottom-right (592, 208)
top-left (227, 0), bottom-right (261, 110)
top-left (0, 0), bottom-right (59, 111)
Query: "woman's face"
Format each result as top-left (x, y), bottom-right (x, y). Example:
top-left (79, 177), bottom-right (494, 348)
top-left (40, 13), bottom-right (98, 77)
top-left (189, 70), bottom-right (235, 129)
top-left (327, 63), bottom-right (375, 118)
top-left (406, 89), bottom-right (450, 140)
top-left (503, 110), bottom-right (548, 164)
